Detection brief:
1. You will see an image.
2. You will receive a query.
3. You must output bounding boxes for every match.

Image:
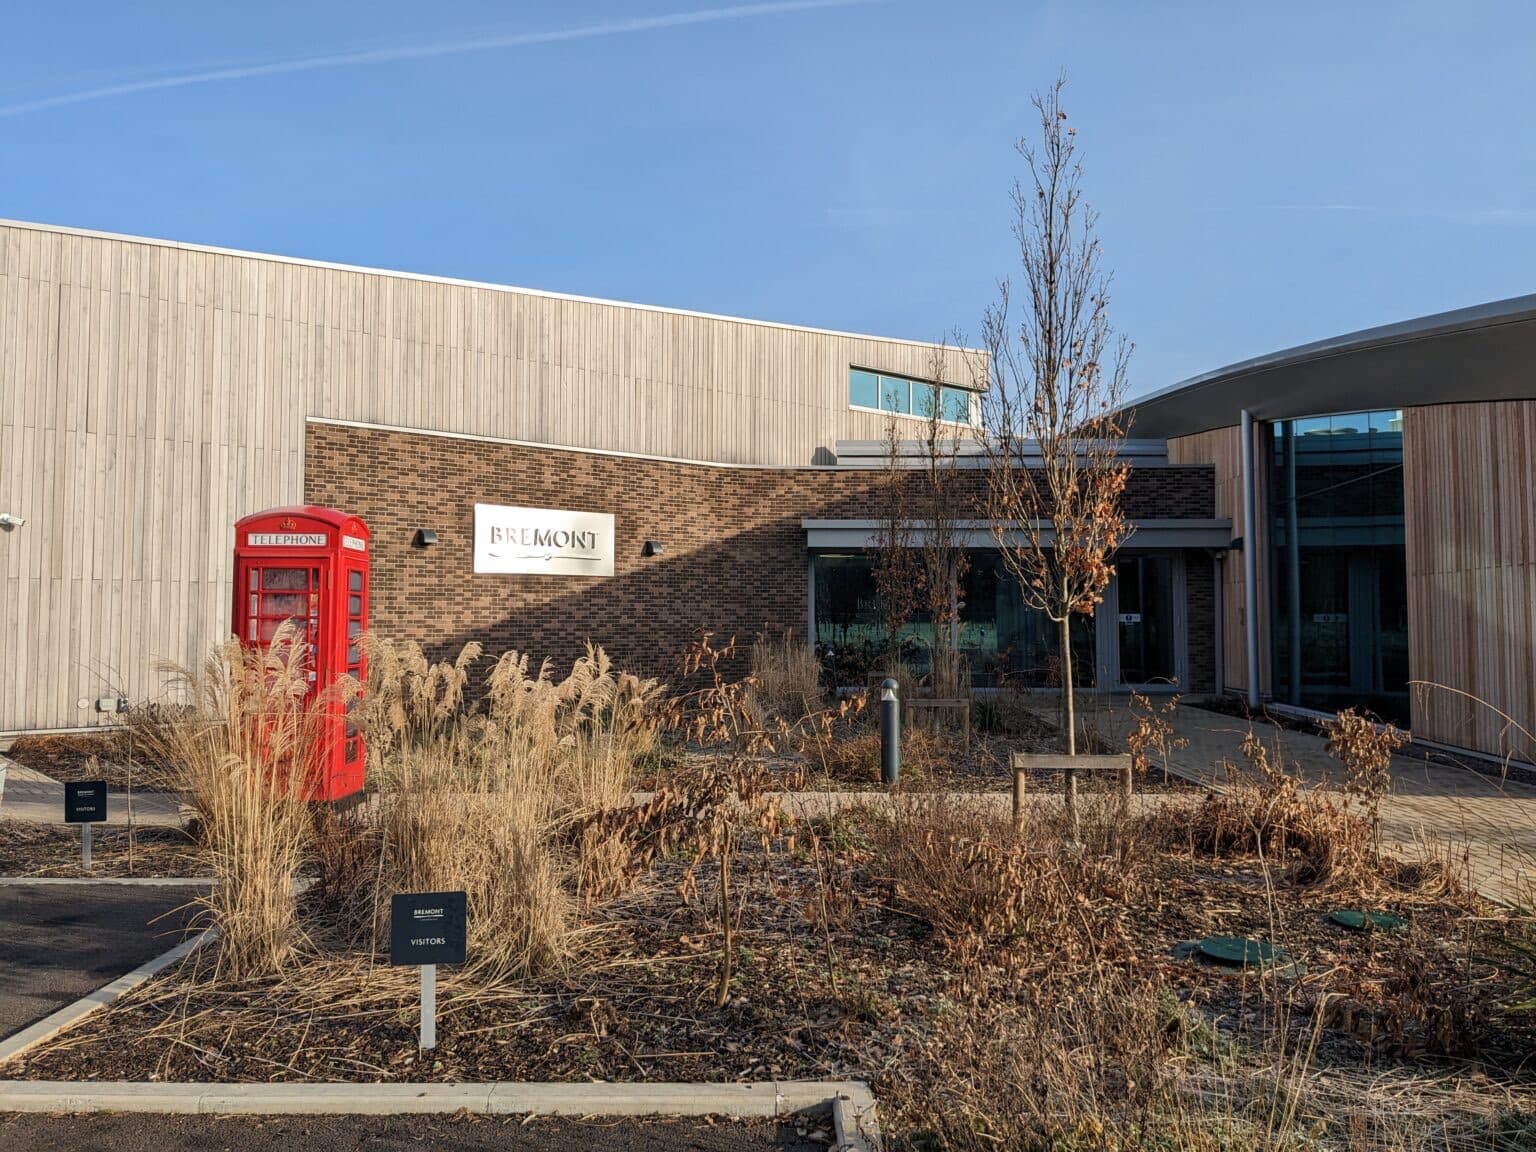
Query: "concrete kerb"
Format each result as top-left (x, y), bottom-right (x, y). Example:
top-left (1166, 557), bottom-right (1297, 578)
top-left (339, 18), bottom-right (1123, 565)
top-left (0, 1080), bottom-right (880, 1138)
top-left (0, 876), bottom-right (218, 887)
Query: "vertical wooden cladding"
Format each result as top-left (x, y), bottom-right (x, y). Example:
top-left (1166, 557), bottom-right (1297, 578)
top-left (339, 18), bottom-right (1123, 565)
top-left (1167, 425), bottom-right (1267, 696)
top-left (1404, 402), bottom-right (1536, 759)
top-left (0, 220), bottom-right (971, 730)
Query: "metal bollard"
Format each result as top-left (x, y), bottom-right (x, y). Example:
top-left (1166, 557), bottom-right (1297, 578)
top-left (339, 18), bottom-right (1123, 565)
top-left (880, 677), bottom-right (901, 786)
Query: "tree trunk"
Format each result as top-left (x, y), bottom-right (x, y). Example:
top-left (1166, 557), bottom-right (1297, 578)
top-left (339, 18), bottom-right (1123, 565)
top-left (1060, 614), bottom-right (1079, 841)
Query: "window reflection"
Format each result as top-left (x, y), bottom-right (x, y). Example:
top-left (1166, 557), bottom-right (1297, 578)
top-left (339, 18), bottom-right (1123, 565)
top-left (812, 552), bottom-right (1094, 688)
top-left (1268, 410), bottom-right (1407, 722)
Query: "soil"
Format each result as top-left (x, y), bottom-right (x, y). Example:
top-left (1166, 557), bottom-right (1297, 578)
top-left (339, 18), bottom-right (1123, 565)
top-left (0, 1110), bottom-right (833, 1152)
top-left (0, 823), bottom-right (203, 879)
top-left (5, 732), bottom-right (177, 792)
top-left (5, 800), bottom-right (1527, 1090)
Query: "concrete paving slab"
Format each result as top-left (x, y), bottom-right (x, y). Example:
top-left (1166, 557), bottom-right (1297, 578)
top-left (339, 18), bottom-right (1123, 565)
top-left (0, 754), bottom-right (186, 828)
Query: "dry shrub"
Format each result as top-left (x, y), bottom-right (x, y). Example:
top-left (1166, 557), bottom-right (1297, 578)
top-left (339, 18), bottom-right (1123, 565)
top-left (356, 638), bottom-right (663, 982)
top-left (1171, 730), bottom-right (1374, 887)
top-left (1317, 929), bottom-right (1492, 1060)
top-left (887, 971), bottom-right (1194, 1151)
top-left (747, 632), bottom-right (822, 723)
top-left (134, 624), bottom-right (319, 980)
top-left (1127, 688), bottom-right (1189, 785)
top-left (814, 721), bottom-right (948, 784)
top-left (871, 794), bottom-right (1140, 971)
top-left (1326, 706), bottom-right (1406, 852)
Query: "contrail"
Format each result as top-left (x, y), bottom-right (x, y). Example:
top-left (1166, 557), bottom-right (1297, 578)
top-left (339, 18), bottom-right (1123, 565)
top-left (0, 0), bottom-right (876, 119)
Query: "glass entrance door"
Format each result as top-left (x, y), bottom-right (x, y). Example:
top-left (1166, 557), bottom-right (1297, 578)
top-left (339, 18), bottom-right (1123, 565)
top-left (1116, 556), bottom-right (1175, 686)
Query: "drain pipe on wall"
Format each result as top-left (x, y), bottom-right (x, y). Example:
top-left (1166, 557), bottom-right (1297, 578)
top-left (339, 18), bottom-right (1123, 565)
top-left (1240, 409), bottom-right (1260, 709)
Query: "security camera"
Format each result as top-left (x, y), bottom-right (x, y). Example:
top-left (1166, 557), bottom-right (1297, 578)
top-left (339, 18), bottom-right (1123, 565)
top-left (0, 513), bottom-right (25, 528)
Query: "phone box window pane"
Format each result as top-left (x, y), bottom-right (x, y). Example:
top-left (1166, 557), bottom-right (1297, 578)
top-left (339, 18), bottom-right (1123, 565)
top-left (348, 594), bottom-right (363, 615)
top-left (263, 593), bottom-right (308, 616)
top-left (263, 568), bottom-right (310, 591)
top-left (348, 571), bottom-right (364, 592)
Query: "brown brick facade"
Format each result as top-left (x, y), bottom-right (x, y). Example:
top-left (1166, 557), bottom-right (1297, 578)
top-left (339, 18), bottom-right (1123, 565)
top-left (304, 422), bottom-right (1217, 688)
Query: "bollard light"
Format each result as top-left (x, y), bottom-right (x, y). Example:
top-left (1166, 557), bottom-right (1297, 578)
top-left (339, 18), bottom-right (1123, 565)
top-left (880, 677), bottom-right (901, 786)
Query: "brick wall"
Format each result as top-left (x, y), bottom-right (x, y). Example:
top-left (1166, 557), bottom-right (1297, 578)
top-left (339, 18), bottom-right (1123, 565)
top-left (1184, 555), bottom-right (1216, 693)
top-left (305, 423), bottom-right (1217, 685)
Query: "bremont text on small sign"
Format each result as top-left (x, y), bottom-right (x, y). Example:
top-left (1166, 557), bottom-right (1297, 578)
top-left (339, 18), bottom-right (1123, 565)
top-left (473, 504), bottom-right (615, 577)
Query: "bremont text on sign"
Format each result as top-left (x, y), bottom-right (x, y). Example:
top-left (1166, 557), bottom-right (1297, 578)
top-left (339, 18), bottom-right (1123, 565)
top-left (473, 504), bottom-right (615, 577)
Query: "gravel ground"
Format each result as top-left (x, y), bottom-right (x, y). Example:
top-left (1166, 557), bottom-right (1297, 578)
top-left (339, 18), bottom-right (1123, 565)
top-left (0, 881), bottom-right (205, 1039)
top-left (0, 1110), bottom-right (833, 1152)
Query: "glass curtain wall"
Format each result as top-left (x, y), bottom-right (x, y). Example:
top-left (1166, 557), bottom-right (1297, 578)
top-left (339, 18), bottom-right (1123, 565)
top-left (1266, 410), bottom-right (1408, 722)
top-left (812, 552), bottom-right (1095, 688)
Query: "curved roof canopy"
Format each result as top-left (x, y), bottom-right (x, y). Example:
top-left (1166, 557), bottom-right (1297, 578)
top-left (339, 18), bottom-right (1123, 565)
top-left (1130, 293), bottom-right (1536, 439)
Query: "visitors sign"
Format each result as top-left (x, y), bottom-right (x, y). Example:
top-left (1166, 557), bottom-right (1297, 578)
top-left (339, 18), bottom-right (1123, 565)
top-left (64, 780), bottom-right (107, 824)
top-left (390, 890), bottom-right (467, 1053)
top-left (64, 780), bottom-right (107, 870)
top-left (390, 891), bottom-right (467, 966)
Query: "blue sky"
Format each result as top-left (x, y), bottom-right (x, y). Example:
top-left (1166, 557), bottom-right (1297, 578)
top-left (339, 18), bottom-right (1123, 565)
top-left (2, 0), bottom-right (1533, 396)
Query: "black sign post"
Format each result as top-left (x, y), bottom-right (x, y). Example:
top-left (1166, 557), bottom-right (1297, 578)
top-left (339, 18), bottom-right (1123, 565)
top-left (390, 891), bottom-right (467, 1052)
top-left (64, 781), bottom-right (108, 870)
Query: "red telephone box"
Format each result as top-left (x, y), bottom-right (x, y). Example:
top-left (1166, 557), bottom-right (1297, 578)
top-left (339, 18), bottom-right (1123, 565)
top-left (232, 506), bottom-right (370, 804)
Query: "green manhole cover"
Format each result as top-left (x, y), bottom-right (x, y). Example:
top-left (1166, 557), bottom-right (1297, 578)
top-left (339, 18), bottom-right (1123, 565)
top-left (1196, 936), bottom-right (1288, 968)
top-left (1329, 909), bottom-right (1407, 932)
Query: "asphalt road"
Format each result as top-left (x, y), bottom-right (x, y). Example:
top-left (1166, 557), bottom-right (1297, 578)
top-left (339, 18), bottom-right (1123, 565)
top-left (0, 882), bottom-right (205, 1040)
top-left (0, 1111), bottom-right (831, 1151)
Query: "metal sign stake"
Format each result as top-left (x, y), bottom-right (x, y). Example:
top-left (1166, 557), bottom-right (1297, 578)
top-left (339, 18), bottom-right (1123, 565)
top-left (81, 823), bottom-right (92, 871)
top-left (420, 963), bottom-right (436, 1051)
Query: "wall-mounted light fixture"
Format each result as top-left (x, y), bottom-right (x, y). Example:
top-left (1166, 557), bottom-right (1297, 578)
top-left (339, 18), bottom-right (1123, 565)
top-left (0, 512), bottom-right (25, 529)
top-left (642, 540), bottom-right (665, 557)
top-left (413, 528), bottom-right (439, 548)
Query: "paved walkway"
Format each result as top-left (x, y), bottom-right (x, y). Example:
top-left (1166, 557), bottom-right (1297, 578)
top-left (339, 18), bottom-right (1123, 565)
top-left (1068, 694), bottom-right (1536, 904)
top-left (0, 757), bottom-right (184, 828)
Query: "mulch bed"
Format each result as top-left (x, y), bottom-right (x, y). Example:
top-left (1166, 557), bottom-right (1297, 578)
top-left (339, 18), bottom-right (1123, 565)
top-left (6, 801), bottom-right (1529, 1087)
top-left (0, 822), bottom-right (202, 878)
top-left (6, 732), bottom-right (176, 792)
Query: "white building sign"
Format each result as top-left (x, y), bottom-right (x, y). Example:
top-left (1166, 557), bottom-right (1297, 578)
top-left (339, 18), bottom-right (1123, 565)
top-left (473, 504), bottom-right (615, 577)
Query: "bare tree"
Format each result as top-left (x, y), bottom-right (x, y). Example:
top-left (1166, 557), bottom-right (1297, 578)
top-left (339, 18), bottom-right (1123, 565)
top-left (871, 414), bottom-right (920, 681)
top-left (980, 77), bottom-right (1133, 836)
top-left (872, 353), bottom-right (971, 704)
top-left (911, 347), bottom-right (971, 702)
